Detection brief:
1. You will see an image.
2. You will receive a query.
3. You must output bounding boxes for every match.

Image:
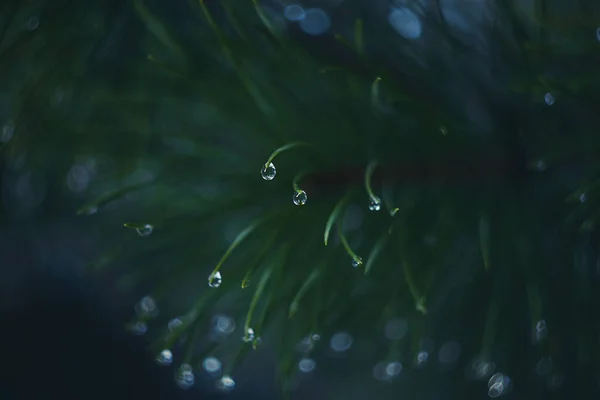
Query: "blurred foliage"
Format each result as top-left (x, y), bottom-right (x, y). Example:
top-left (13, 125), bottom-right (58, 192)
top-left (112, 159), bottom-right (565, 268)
top-left (2, 0), bottom-right (600, 398)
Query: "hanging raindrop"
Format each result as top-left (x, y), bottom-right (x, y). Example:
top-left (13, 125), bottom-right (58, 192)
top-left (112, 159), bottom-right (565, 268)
top-left (130, 321), bottom-right (148, 335)
top-left (487, 372), bottom-right (511, 397)
top-left (202, 357), bottom-right (222, 376)
top-left (368, 197), bottom-right (381, 211)
top-left (136, 224), bottom-right (154, 236)
top-left (175, 364), bottom-right (195, 390)
top-left (216, 375), bottom-right (236, 392)
top-left (261, 162), bottom-right (276, 180)
top-left (544, 93), bottom-right (555, 106)
top-left (208, 271), bottom-right (222, 288)
top-left (351, 257), bottom-right (363, 268)
top-left (293, 190), bottom-right (307, 206)
top-left (298, 358), bottom-right (316, 373)
top-left (416, 351), bottom-right (429, 366)
top-left (135, 296), bottom-right (158, 318)
top-left (168, 318), bottom-right (184, 332)
top-left (156, 349), bottom-right (173, 366)
top-left (242, 327), bottom-right (256, 343)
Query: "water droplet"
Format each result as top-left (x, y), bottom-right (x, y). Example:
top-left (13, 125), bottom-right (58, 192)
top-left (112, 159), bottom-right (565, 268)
top-left (175, 364), bottom-right (195, 390)
top-left (580, 193), bottom-right (587, 203)
top-left (488, 382), bottom-right (504, 398)
top-left (26, 16), bottom-right (39, 31)
top-left (293, 190), bottom-right (307, 205)
top-left (295, 334), bottom-right (320, 353)
top-left (136, 224), bottom-right (153, 236)
top-left (202, 357), bottom-right (222, 376)
top-left (299, 8), bottom-right (331, 36)
top-left (208, 271), bottom-right (222, 288)
top-left (466, 358), bottom-right (495, 380)
top-left (385, 361), bottom-right (402, 378)
top-left (261, 162), bottom-right (276, 180)
top-left (416, 351), bottom-right (429, 365)
top-left (284, 4), bottom-right (305, 21)
top-left (213, 314), bottom-right (236, 335)
top-left (66, 165), bottom-right (90, 193)
top-left (487, 373), bottom-right (511, 397)
top-left (351, 257), bottom-right (363, 268)
top-left (298, 358), bottom-right (316, 373)
top-left (534, 160), bottom-right (547, 171)
top-left (1, 123), bottom-right (14, 143)
top-left (135, 296), bottom-right (158, 318)
top-left (373, 362), bottom-right (389, 381)
top-left (373, 360), bottom-right (402, 381)
top-left (535, 319), bottom-right (547, 342)
top-left (130, 321), bottom-right (148, 335)
top-left (388, 7), bottom-right (422, 39)
top-left (156, 349), bottom-right (173, 366)
top-left (85, 206), bottom-right (98, 215)
top-left (596, 27), bottom-right (600, 41)
top-left (544, 92), bottom-right (555, 106)
top-left (330, 331), bottom-right (353, 352)
top-left (385, 318), bottom-right (408, 340)
top-left (168, 318), bottom-right (184, 332)
top-left (242, 327), bottom-right (256, 343)
top-left (368, 197), bottom-right (381, 211)
top-left (216, 375), bottom-right (235, 392)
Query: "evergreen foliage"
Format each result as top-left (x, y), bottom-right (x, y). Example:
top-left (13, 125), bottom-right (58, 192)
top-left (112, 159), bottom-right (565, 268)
top-left (2, 0), bottom-right (600, 397)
